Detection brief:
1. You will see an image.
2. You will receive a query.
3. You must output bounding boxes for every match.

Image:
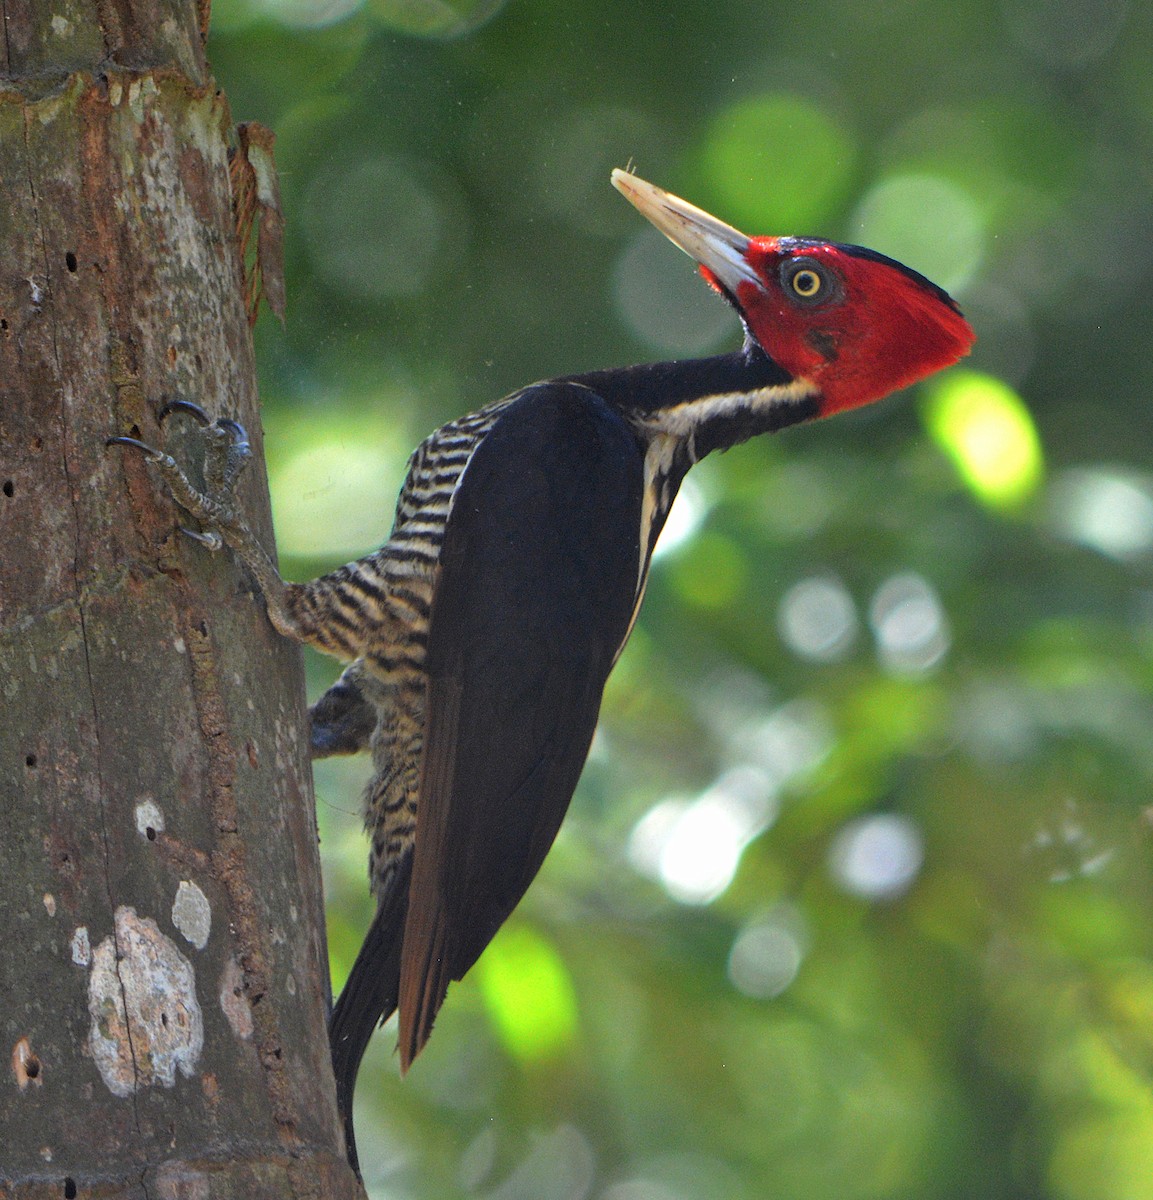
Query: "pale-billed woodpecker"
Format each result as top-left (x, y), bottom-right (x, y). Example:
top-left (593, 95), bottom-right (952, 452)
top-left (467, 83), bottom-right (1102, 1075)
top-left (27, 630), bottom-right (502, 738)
top-left (110, 170), bottom-right (975, 1171)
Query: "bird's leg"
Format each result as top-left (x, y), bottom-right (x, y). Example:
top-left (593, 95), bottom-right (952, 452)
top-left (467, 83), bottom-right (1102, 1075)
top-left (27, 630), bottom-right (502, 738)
top-left (109, 404), bottom-right (434, 671)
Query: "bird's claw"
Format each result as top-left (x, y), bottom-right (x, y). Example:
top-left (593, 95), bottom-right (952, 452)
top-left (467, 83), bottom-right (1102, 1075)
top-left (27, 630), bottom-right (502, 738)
top-left (158, 399), bottom-right (213, 426)
top-left (107, 403), bottom-right (255, 555)
top-left (106, 434), bottom-right (168, 463)
top-left (180, 527), bottom-right (224, 551)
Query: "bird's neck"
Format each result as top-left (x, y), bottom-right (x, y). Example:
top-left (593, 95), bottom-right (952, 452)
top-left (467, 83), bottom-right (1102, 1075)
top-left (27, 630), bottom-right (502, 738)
top-left (565, 342), bottom-right (821, 461)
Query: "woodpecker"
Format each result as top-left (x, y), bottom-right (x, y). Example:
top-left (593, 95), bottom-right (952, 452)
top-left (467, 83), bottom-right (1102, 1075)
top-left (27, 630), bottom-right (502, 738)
top-left (110, 171), bottom-right (974, 1172)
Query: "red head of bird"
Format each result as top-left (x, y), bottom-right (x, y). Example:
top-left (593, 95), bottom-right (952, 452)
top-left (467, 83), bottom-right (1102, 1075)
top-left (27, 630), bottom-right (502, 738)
top-left (611, 170), bottom-right (975, 416)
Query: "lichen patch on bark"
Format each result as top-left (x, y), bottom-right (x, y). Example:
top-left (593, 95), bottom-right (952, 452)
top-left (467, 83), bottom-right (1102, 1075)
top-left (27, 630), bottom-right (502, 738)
top-left (171, 879), bottom-right (211, 949)
top-left (87, 906), bottom-right (204, 1097)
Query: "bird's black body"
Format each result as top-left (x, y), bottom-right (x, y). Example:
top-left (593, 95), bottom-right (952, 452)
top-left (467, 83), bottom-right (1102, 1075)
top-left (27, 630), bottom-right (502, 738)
top-left (323, 350), bottom-right (819, 1168)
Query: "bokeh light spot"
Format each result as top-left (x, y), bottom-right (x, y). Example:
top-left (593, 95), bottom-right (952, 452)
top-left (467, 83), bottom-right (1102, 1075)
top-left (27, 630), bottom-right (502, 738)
top-left (829, 813), bottom-right (924, 900)
top-left (700, 94), bottom-right (857, 233)
top-left (727, 698), bottom-right (833, 785)
top-left (629, 767), bottom-right (779, 906)
top-left (303, 156), bottom-right (457, 300)
top-left (1048, 467), bottom-right (1153, 560)
top-left (613, 229), bottom-right (734, 355)
top-left (923, 370), bottom-right (1044, 509)
top-left (728, 907), bottom-right (807, 999)
top-left (869, 573), bottom-right (950, 675)
top-left (778, 575), bottom-right (858, 662)
top-left (852, 173), bottom-right (984, 293)
top-left (475, 925), bottom-right (578, 1063)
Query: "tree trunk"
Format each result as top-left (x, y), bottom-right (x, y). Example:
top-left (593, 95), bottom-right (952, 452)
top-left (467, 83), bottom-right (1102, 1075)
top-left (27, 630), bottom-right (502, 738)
top-left (0, 5), bottom-right (360, 1197)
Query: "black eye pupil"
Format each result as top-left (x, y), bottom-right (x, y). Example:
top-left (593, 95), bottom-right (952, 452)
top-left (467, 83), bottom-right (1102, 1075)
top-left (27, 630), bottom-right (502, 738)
top-left (794, 270), bottom-right (820, 296)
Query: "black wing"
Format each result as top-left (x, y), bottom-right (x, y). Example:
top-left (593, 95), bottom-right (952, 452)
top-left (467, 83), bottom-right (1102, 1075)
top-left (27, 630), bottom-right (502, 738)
top-left (397, 382), bottom-right (645, 1067)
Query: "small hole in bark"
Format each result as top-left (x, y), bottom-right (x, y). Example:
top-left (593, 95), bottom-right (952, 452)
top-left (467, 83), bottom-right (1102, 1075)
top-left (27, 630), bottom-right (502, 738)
top-left (25, 754), bottom-right (37, 768)
top-left (145, 826), bottom-right (156, 841)
top-left (0, 318), bottom-right (8, 333)
top-left (65, 252), bottom-right (77, 273)
top-left (160, 1012), bottom-right (168, 1028)
top-left (24, 1054), bottom-right (40, 1079)
top-left (64, 1180), bottom-right (77, 1199)
top-left (2, 481), bottom-right (13, 498)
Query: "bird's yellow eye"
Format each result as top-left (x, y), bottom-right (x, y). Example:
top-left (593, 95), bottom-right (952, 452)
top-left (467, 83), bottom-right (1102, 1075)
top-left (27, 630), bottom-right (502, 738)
top-left (778, 256), bottom-right (837, 306)
top-left (791, 268), bottom-right (822, 298)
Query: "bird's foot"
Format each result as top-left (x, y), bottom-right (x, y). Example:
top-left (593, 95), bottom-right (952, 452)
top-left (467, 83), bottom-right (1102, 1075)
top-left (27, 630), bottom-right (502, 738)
top-left (107, 400), bottom-right (255, 557)
top-left (107, 401), bottom-right (297, 638)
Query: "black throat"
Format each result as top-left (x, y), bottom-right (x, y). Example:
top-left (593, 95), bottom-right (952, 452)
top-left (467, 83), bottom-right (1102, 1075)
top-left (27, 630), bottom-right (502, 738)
top-left (564, 341), bottom-right (821, 461)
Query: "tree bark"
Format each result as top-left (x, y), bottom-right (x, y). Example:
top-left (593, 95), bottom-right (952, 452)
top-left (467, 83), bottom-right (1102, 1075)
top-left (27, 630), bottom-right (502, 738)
top-left (0, 5), bottom-right (360, 1197)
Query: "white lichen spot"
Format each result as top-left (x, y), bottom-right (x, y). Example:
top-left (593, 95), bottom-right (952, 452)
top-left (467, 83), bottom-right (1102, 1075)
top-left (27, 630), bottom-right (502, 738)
top-left (71, 926), bottom-right (91, 967)
top-left (171, 881), bottom-right (211, 950)
top-left (173, 636), bottom-right (186, 655)
top-left (134, 799), bottom-right (165, 840)
top-left (50, 13), bottom-right (72, 35)
top-left (39, 1146), bottom-right (52, 1162)
top-left (43, 893), bottom-right (56, 917)
top-left (87, 907), bottom-right (204, 1098)
top-left (218, 957), bottom-right (253, 1040)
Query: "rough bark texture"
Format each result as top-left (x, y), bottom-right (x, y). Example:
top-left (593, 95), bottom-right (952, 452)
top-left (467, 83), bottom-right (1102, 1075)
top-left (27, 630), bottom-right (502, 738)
top-left (0, 5), bottom-right (360, 1197)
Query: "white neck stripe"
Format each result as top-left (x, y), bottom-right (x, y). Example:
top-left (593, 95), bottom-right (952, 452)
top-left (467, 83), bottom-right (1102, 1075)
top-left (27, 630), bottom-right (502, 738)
top-left (639, 378), bottom-right (819, 437)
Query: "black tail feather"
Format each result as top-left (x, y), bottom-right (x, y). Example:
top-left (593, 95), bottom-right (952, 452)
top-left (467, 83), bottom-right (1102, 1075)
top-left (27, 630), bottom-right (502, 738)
top-left (329, 850), bottom-right (413, 1176)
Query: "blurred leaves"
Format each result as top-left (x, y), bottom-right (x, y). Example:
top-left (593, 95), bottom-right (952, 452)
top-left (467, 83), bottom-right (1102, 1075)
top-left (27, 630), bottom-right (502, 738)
top-left (210, 0), bottom-right (1153, 1196)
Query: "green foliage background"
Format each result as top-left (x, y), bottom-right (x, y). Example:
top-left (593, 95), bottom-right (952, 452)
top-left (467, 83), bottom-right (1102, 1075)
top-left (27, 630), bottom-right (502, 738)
top-left (210, 0), bottom-right (1153, 1195)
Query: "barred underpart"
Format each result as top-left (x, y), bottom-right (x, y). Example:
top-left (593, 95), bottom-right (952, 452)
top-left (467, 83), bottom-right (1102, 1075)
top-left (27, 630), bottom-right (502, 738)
top-left (298, 396), bottom-right (515, 888)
